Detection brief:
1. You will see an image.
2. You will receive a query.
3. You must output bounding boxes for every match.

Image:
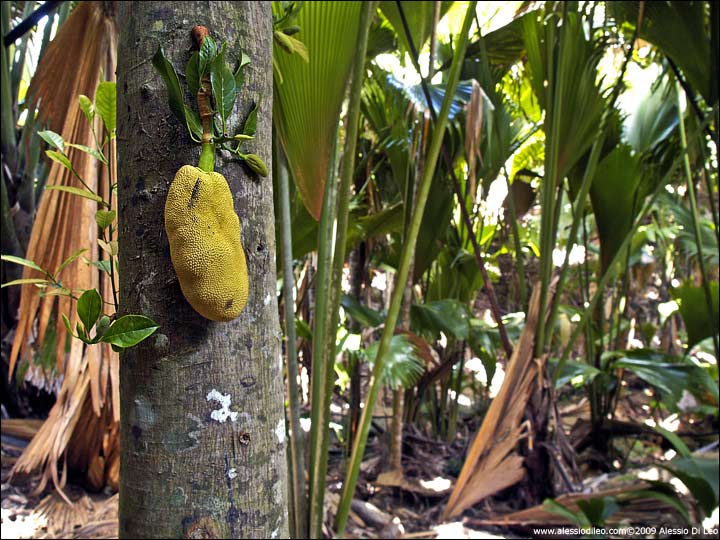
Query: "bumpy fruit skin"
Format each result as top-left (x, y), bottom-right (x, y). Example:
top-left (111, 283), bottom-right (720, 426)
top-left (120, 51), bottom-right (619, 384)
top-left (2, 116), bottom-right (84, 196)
top-left (165, 165), bottom-right (248, 321)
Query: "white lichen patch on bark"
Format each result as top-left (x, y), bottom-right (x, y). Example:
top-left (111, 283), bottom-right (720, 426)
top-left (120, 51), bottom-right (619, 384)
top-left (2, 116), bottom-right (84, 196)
top-left (227, 468), bottom-right (237, 479)
top-left (275, 418), bottom-right (285, 443)
top-left (133, 397), bottom-right (156, 427)
top-left (237, 411), bottom-right (253, 424)
top-left (206, 389), bottom-right (239, 423)
top-left (274, 479), bottom-right (283, 503)
top-left (187, 413), bottom-right (204, 445)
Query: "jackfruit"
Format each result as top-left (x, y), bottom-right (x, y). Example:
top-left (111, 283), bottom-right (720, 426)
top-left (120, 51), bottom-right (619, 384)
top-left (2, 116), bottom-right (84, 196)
top-left (165, 165), bottom-right (248, 321)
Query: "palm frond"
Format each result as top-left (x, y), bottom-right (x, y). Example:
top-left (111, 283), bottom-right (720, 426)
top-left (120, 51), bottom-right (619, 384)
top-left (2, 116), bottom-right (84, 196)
top-left (273, 1), bottom-right (363, 220)
top-left (378, 1), bottom-right (452, 62)
top-left (445, 281), bottom-right (554, 517)
top-left (521, 8), bottom-right (608, 181)
top-left (590, 144), bottom-right (642, 272)
top-left (610, 1), bottom-right (713, 105)
top-left (624, 76), bottom-right (679, 154)
top-left (363, 333), bottom-right (425, 390)
top-left (659, 193), bottom-right (719, 266)
top-left (9, 1), bottom-right (119, 495)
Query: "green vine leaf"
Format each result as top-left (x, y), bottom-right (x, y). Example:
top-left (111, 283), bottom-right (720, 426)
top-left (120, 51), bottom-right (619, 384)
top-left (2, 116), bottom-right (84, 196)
top-left (1, 254), bottom-right (49, 275)
top-left (77, 289), bottom-right (102, 333)
top-left (46, 184), bottom-right (105, 205)
top-left (97, 239), bottom-right (118, 257)
top-left (95, 82), bottom-right (116, 136)
top-left (38, 130), bottom-right (64, 151)
top-left (86, 258), bottom-right (112, 274)
top-left (65, 143), bottom-right (108, 164)
top-left (101, 315), bottom-right (160, 348)
top-left (95, 315), bottom-right (111, 340)
top-left (95, 210), bottom-right (116, 229)
top-left (79, 95), bottom-right (95, 123)
top-left (0, 278), bottom-right (50, 289)
top-left (45, 150), bottom-right (74, 172)
top-left (153, 46), bottom-right (204, 142)
top-left (41, 286), bottom-right (72, 298)
top-left (76, 321), bottom-right (91, 343)
top-left (61, 313), bottom-right (74, 337)
top-left (56, 248), bottom-right (88, 277)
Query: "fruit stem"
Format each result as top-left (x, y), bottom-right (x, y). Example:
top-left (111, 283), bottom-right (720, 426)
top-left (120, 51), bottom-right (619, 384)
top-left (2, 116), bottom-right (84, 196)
top-left (199, 142), bottom-right (215, 172)
top-left (193, 25), bottom-right (215, 172)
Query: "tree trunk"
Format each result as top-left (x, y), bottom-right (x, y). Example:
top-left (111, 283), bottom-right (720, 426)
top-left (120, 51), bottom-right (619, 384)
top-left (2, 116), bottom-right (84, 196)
top-left (117, 3), bottom-right (287, 538)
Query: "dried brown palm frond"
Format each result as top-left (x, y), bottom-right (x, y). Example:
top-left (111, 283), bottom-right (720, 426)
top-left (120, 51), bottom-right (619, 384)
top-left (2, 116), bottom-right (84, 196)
top-left (66, 379), bottom-right (119, 492)
top-left (65, 519), bottom-right (118, 540)
top-left (444, 279), bottom-right (556, 518)
top-left (464, 80), bottom-right (485, 202)
top-left (36, 490), bottom-right (118, 539)
top-left (9, 1), bottom-right (119, 495)
top-left (0, 417), bottom-right (44, 440)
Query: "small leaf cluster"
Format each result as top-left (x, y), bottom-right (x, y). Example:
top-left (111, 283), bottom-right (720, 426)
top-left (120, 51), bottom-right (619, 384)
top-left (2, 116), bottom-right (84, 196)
top-left (153, 35), bottom-right (268, 176)
top-left (68, 290), bottom-right (159, 351)
top-left (1, 82), bottom-right (160, 360)
top-left (37, 81), bottom-right (116, 205)
top-left (2, 251), bottom-right (85, 297)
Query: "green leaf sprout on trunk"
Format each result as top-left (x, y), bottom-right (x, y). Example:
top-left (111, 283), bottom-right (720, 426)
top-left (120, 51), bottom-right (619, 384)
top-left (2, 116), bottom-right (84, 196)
top-left (152, 25), bottom-right (268, 177)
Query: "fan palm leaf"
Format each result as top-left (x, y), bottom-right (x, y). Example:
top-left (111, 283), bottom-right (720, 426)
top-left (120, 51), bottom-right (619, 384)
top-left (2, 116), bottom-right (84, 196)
top-left (273, 1), bottom-right (363, 220)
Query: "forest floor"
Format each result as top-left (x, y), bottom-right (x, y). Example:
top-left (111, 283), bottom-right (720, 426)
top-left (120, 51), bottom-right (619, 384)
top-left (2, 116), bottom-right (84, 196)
top-left (1, 438), bottom-right (117, 539)
top-left (3, 388), bottom-right (718, 540)
top-left (1, 426), bottom-right (509, 539)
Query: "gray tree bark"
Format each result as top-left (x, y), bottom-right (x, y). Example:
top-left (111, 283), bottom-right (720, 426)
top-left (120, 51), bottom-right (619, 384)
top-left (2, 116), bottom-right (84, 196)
top-left (116, 3), bottom-right (287, 538)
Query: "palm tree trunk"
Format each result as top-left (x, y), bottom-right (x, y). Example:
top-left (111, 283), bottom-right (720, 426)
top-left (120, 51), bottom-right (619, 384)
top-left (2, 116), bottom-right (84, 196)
top-left (116, 3), bottom-right (287, 538)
